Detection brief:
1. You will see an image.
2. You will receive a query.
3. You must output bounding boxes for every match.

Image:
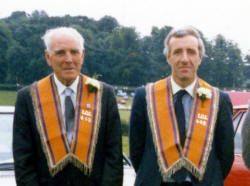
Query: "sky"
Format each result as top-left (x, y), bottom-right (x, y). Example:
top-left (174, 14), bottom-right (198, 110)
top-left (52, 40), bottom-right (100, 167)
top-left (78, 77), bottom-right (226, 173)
top-left (1, 0), bottom-right (250, 55)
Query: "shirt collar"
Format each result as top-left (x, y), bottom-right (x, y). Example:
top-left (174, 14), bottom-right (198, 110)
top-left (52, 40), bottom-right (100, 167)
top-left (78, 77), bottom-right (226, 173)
top-left (54, 74), bottom-right (79, 95)
top-left (171, 76), bottom-right (196, 97)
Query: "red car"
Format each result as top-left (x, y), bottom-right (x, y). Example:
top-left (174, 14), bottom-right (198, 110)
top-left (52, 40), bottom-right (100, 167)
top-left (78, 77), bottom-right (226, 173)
top-left (224, 104), bottom-right (250, 186)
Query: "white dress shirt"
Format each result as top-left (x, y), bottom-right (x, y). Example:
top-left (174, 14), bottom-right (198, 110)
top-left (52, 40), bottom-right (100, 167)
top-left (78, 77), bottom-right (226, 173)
top-left (171, 77), bottom-right (196, 132)
top-left (54, 74), bottom-right (79, 126)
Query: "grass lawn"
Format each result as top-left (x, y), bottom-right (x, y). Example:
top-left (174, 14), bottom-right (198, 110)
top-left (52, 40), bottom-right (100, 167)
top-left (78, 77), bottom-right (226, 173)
top-left (0, 90), bottom-right (17, 106)
top-left (119, 110), bottom-right (131, 155)
top-left (119, 109), bottom-right (131, 124)
top-left (122, 136), bottom-right (129, 155)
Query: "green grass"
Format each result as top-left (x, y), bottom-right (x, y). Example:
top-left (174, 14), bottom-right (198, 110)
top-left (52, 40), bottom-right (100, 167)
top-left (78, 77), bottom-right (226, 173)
top-left (120, 109), bottom-right (131, 155)
top-left (119, 109), bottom-right (131, 124)
top-left (122, 136), bottom-right (129, 155)
top-left (0, 90), bottom-right (17, 105)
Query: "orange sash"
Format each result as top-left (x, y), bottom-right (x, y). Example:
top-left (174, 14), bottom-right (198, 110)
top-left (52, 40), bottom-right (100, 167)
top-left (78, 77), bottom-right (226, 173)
top-left (31, 74), bottom-right (102, 176)
top-left (146, 77), bottom-right (219, 181)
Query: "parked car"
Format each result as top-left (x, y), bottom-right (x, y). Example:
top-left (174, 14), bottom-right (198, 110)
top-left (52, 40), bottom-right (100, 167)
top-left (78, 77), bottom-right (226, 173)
top-left (117, 90), bottom-right (127, 97)
top-left (0, 106), bottom-right (136, 186)
top-left (1, 103), bottom-right (249, 186)
top-left (0, 106), bottom-right (15, 186)
top-left (224, 104), bottom-right (250, 186)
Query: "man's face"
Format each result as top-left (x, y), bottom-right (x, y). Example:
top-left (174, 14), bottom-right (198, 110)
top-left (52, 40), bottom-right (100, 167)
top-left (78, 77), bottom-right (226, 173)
top-left (45, 34), bottom-right (84, 86)
top-left (167, 35), bottom-right (202, 87)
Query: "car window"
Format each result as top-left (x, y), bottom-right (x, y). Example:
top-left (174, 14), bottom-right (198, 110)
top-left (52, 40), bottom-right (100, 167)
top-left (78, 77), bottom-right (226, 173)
top-left (0, 113), bottom-right (13, 161)
top-left (234, 111), bottom-right (246, 154)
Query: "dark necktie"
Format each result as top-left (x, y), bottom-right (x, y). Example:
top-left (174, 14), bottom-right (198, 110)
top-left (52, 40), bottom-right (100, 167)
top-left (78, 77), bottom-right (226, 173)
top-left (175, 90), bottom-right (186, 147)
top-left (65, 88), bottom-right (75, 146)
top-left (173, 89), bottom-right (188, 183)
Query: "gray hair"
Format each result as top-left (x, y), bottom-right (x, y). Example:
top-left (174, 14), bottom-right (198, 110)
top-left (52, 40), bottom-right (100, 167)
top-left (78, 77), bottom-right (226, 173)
top-left (163, 26), bottom-right (205, 57)
top-left (41, 27), bottom-right (85, 53)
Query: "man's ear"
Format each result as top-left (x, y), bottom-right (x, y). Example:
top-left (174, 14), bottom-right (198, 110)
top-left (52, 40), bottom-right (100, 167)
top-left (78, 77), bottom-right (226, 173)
top-left (81, 49), bottom-right (85, 65)
top-left (166, 55), bottom-right (170, 65)
top-left (198, 55), bottom-right (202, 66)
top-left (45, 50), bottom-right (52, 66)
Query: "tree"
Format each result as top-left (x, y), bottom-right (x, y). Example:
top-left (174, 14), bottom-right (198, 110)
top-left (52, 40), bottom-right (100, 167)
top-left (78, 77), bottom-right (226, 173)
top-left (97, 16), bottom-right (119, 33)
top-left (0, 21), bottom-right (12, 83)
top-left (208, 35), bottom-right (243, 88)
top-left (0, 10), bottom-right (248, 89)
top-left (243, 55), bottom-right (250, 88)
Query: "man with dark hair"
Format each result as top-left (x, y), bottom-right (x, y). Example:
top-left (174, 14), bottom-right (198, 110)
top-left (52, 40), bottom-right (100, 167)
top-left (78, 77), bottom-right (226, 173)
top-left (13, 27), bottom-right (123, 186)
top-left (129, 26), bottom-right (234, 186)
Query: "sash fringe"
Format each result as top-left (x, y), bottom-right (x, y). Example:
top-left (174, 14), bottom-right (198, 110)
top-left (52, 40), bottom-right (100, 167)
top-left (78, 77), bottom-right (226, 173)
top-left (30, 75), bottom-right (103, 177)
top-left (146, 83), bottom-right (165, 172)
top-left (146, 84), bottom-right (183, 179)
top-left (31, 83), bottom-right (57, 175)
top-left (49, 154), bottom-right (91, 176)
top-left (85, 82), bottom-right (103, 173)
top-left (145, 79), bottom-right (220, 181)
top-left (161, 159), bottom-right (184, 181)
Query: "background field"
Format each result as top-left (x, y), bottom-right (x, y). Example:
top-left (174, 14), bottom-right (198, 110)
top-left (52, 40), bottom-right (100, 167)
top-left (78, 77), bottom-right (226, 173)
top-left (0, 90), bottom-right (17, 105)
top-left (0, 90), bottom-right (131, 155)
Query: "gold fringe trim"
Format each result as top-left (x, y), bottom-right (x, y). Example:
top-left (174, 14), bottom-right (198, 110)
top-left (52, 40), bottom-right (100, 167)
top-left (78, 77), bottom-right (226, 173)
top-left (30, 82), bottom-right (57, 176)
top-left (48, 153), bottom-right (91, 176)
top-left (84, 81), bottom-right (103, 174)
top-left (191, 87), bottom-right (220, 181)
top-left (146, 83), bottom-right (171, 177)
top-left (30, 76), bottom-right (104, 177)
top-left (145, 81), bottom-right (220, 181)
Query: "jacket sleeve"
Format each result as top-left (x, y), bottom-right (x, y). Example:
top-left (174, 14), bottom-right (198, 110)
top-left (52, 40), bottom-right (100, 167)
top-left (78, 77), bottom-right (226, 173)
top-left (214, 91), bottom-right (234, 179)
top-left (13, 87), bottom-right (40, 186)
top-left (101, 86), bottom-right (123, 186)
top-left (129, 87), bottom-right (147, 172)
top-left (241, 103), bottom-right (250, 169)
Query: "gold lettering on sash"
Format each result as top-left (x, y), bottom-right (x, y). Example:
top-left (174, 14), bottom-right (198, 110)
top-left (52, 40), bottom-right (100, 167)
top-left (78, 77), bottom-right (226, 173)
top-left (80, 109), bottom-right (92, 123)
top-left (196, 113), bottom-right (208, 126)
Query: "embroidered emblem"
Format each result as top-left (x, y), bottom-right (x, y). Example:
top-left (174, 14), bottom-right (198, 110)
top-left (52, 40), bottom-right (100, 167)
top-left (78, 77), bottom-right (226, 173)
top-left (31, 74), bottom-right (103, 177)
top-left (196, 119), bottom-right (207, 126)
top-left (80, 109), bottom-right (92, 123)
top-left (86, 103), bottom-right (91, 109)
top-left (80, 115), bottom-right (92, 123)
top-left (82, 109), bottom-right (92, 117)
top-left (145, 77), bottom-right (220, 181)
top-left (196, 113), bottom-right (208, 126)
top-left (198, 113), bottom-right (208, 120)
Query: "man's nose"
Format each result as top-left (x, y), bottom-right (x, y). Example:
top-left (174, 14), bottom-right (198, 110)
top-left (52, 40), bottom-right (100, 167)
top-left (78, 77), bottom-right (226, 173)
top-left (65, 52), bottom-right (73, 62)
top-left (180, 52), bottom-right (189, 62)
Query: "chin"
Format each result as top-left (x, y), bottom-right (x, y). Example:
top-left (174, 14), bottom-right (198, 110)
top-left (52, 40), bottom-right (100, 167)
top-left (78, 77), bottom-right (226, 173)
top-left (179, 76), bottom-right (195, 82)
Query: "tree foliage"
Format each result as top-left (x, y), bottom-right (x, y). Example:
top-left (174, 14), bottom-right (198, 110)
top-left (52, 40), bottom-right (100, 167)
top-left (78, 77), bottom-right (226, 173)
top-left (0, 10), bottom-right (248, 89)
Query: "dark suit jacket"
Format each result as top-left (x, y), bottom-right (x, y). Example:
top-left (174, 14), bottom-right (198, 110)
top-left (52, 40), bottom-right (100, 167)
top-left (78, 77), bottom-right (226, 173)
top-left (13, 81), bottom-right (123, 186)
top-left (129, 86), bottom-right (234, 186)
top-left (242, 103), bottom-right (250, 169)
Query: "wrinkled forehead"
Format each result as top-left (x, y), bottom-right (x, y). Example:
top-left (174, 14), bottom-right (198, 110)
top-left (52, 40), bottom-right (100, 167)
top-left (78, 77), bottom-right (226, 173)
top-left (169, 35), bottom-right (199, 51)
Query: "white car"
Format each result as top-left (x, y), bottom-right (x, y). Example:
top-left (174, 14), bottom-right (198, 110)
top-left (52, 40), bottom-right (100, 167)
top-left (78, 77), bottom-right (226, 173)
top-left (0, 106), bottom-right (135, 186)
top-left (0, 106), bottom-right (15, 186)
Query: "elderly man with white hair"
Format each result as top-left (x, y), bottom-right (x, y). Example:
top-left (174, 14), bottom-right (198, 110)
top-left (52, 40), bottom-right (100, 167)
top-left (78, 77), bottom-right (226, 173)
top-left (13, 27), bottom-right (123, 186)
